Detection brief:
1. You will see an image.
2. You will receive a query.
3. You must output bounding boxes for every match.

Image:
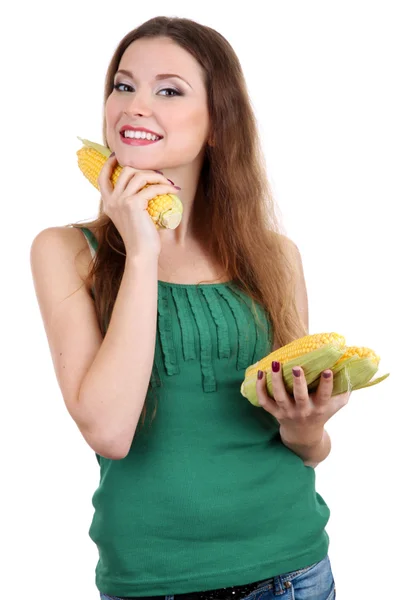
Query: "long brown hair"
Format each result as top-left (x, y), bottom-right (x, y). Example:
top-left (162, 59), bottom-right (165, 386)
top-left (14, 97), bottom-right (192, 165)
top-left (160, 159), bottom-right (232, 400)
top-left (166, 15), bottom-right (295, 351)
top-left (68, 16), bottom-right (307, 428)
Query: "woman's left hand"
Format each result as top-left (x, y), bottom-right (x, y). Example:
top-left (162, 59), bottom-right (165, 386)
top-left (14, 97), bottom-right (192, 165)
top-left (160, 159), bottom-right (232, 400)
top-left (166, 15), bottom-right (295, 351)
top-left (256, 363), bottom-right (351, 442)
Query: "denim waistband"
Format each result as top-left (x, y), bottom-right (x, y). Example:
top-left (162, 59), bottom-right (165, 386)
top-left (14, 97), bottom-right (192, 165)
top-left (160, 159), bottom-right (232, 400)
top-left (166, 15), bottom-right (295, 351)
top-left (119, 576), bottom-right (272, 600)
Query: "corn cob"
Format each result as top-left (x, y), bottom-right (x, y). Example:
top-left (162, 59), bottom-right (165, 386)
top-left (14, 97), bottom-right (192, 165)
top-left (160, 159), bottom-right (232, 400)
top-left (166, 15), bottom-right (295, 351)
top-left (76, 137), bottom-right (183, 230)
top-left (241, 343), bottom-right (345, 406)
top-left (245, 333), bottom-right (346, 379)
top-left (310, 345), bottom-right (389, 396)
top-left (336, 346), bottom-right (380, 365)
top-left (240, 332), bottom-right (389, 407)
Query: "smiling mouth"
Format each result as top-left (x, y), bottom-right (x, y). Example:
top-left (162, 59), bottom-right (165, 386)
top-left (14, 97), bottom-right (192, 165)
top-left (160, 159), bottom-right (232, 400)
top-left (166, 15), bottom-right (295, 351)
top-left (120, 130), bottom-right (163, 142)
top-left (120, 133), bottom-right (162, 147)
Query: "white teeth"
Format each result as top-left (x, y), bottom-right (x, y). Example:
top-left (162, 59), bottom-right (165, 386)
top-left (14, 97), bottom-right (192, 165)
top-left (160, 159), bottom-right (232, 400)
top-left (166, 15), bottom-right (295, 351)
top-left (122, 130), bottom-right (160, 141)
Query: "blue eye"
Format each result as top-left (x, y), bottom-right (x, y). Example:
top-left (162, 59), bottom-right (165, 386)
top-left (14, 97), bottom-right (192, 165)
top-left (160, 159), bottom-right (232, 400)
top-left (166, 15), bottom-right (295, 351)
top-left (113, 83), bottom-right (182, 97)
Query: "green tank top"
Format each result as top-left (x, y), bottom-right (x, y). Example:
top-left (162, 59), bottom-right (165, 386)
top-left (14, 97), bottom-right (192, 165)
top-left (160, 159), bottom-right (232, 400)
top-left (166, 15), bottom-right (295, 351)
top-left (78, 226), bottom-right (330, 597)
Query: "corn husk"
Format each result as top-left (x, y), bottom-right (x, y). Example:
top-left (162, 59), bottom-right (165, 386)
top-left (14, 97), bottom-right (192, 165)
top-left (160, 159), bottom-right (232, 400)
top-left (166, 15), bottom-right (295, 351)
top-left (241, 344), bottom-right (390, 408)
top-left (240, 344), bottom-right (345, 407)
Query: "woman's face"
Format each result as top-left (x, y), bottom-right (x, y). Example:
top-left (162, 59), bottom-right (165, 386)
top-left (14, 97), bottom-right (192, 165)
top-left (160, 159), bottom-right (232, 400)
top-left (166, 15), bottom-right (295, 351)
top-left (105, 36), bottom-right (210, 172)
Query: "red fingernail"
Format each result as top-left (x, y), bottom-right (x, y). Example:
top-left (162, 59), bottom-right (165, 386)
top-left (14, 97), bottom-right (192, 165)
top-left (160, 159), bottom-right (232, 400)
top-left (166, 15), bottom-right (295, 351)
top-left (272, 361), bottom-right (280, 373)
top-left (292, 368), bottom-right (301, 377)
top-left (322, 370), bottom-right (331, 378)
top-left (167, 178), bottom-right (175, 185)
top-left (174, 185), bottom-right (182, 190)
top-left (257, 370), bottom-right (264, 380)
top-left (109, 152), bottom-right (115, 157)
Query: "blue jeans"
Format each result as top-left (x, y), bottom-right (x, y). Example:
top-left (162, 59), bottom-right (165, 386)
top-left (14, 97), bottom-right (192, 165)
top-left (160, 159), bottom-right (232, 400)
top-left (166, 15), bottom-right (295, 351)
top-left (99, 554), bottom-right (336, 600)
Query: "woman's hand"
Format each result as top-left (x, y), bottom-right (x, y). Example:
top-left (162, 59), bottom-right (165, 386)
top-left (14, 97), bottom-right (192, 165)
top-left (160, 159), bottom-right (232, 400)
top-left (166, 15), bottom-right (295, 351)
top-left (255, 362), bottom-right (351, 444)
top-left (98, 154), bottom-right (180, 259)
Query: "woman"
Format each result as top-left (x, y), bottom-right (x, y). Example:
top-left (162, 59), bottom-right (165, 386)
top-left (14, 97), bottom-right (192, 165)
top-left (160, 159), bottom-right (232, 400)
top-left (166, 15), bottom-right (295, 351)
top-left (30, 16), bottom-right (345, 600)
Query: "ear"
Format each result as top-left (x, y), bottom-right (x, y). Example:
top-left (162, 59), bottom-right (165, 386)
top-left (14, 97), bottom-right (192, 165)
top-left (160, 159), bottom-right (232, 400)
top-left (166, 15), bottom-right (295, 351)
top-left (207, 125), bottom-right (215, 147)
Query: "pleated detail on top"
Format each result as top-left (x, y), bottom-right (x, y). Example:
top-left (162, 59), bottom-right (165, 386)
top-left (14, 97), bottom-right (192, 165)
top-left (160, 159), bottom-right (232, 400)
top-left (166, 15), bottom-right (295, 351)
top-left (185, 287), bottom-right (217, 393)
top-left (228, 285), bottom-right (273, 365)
top-left (213, 286), bottom-right (251, 371)
top-left (151, 282), bottom-right (271, 394)
top-left (157, 285), bottom-right (180, 377)
top-left (170, 288), bottom-right (196, 362)
top-left (75, 226), bottom-right (272, 394)
top-left (149, 327), bottom-right (163, 389)
top-left (200, 287), bottom-right (231, 360)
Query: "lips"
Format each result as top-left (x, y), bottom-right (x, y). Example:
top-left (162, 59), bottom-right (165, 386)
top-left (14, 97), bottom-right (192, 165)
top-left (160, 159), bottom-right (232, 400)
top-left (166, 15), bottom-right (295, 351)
top-left (120, 125), bottom-right (163, 138)
top-left (120, 132), bottom-right (162, 146)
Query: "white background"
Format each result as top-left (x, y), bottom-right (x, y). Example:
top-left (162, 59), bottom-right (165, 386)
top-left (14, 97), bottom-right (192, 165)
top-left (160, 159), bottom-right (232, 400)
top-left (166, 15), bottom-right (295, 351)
top-left (1, 1), bottom-right (398, 598)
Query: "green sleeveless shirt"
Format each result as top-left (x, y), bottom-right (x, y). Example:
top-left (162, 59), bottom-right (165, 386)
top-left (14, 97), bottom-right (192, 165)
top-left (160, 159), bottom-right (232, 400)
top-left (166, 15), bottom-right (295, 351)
top-left (78, 227), bottom-right (330, 597)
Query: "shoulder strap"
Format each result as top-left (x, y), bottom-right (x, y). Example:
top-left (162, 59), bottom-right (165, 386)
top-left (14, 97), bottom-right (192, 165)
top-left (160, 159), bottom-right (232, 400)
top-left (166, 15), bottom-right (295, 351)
top-left (76, 226), bottom-right (98, 259)
top-left (71, 226), bottom-right (98, 300)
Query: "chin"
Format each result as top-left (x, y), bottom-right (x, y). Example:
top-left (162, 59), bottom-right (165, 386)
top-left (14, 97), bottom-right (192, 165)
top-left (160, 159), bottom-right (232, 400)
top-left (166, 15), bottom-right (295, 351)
top-left (120, 158), bottom-right (161, 171)
top-left (116, 148), bottom-right (158, 167)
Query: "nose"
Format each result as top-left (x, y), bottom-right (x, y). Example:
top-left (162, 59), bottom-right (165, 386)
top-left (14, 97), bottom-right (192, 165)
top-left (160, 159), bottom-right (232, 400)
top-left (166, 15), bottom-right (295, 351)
top-left (123, 90), bottom-right (152, 117)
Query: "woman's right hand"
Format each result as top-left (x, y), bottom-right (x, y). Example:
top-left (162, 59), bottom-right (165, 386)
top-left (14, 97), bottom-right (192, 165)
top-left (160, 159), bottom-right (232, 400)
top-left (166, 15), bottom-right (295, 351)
top-left (98, 154), bottom-right (180, 258)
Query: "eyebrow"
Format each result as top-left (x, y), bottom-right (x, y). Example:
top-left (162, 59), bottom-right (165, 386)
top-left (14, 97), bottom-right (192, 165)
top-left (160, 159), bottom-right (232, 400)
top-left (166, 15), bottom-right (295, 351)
top-left (115, 69), bottom-right (193, 89)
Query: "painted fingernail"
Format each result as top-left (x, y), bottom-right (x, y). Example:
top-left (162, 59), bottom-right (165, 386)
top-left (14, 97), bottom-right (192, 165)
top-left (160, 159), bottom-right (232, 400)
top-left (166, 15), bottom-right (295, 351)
top-left (174, 185), bottom-right (182, 190)
top-left (154, 170), bottom-right (164, 174)
top-left (292, 368), bottom-right (301, 377)
top-left (272, 361), bottom-right (280, 373)
top-left (109, 152), bottom-right (115, 158)
top-left (167, 178), bottom-right (175, 185)
top-left (322, 370), bottom-right (331, 378)
top-left (257, 370), bottom-right (264, 380)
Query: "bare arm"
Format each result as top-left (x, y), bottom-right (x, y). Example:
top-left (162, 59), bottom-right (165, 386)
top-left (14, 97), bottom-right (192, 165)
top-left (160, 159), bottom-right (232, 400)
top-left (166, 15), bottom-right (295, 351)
top-left (280, 428), bottom-right (332, 468)
top-left (30, 227), bottom-right (159, 460)
top-left (78, 254), bottom-right (159, 459)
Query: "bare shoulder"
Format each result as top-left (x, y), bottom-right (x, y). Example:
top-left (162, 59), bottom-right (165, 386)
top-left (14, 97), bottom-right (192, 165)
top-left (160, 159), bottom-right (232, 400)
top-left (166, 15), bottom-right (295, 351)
top-left (271, 233), bottom-right (303, 273)
top-left (269, 232), bottom-right (308, 333)
top-left (30, 225), bottom-right (106, 453)
top-left (276, 232), bottom-right (300, 256)
top-left (30, 225), bottom-right (98, 292)
top-left (281, 235), bottom-right (309, 332)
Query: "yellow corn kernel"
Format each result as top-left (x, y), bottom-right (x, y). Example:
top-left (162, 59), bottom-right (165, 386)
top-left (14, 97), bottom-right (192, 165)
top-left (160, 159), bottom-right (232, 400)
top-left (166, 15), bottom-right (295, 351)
top-left (241, 332), bottom-right (390, 407)
top-left (241, 344), bottom-right (345, 406)
top-left (77, 145), bottom-right (122, 188)
top-left (145, 189), bottom-right (183, 229)
top-left (335, 345), bottom-right (380, 365)
top-left (76, 137), bottom-right (183, 230)
top-left (245, 332), bottom-right (346, 380)
top-left (324, 345), bottom-right (387, 394)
